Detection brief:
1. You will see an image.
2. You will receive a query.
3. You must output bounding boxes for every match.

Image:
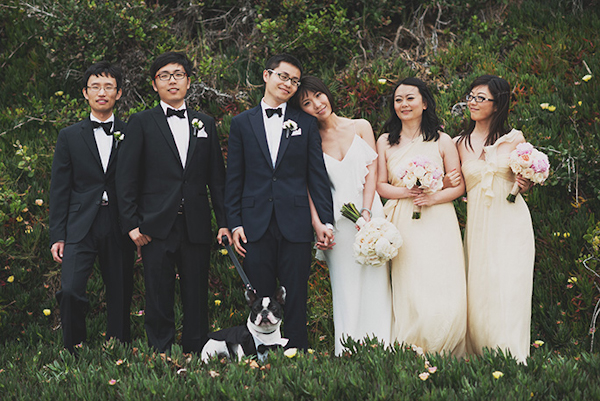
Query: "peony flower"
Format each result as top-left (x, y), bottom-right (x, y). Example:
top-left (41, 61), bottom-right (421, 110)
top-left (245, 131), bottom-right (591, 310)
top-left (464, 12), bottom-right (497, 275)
top-left (284, 348), bottom-right (298, 358)
top-left (7, 275), bottom-right (14, 283)
top-left (43, 309), bottom-right (51, 316)
top-left (419, 372), bottom-right (430, 381)
top-left (492, 371), bottom-right (504, 379)
top-left (582, 74), bottom-right (592, 82)
top-left (35, 199), bottom-right (44, 206)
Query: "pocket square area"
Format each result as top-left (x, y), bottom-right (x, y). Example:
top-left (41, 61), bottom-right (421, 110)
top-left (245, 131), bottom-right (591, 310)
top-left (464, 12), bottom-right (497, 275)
top-left (291, 128), bottom-right (302, 136)
top-left (196, 128), bottom-right (208, 138)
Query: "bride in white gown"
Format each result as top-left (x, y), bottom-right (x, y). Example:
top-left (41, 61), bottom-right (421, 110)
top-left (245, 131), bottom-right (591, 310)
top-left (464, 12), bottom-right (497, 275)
top-left (291, 76), bottom-right (392, 355)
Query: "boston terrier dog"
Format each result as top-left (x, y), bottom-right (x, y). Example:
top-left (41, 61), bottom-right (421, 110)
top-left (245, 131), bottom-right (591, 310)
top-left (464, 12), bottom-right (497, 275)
top-left (201, 286), bottom-right (288, 363)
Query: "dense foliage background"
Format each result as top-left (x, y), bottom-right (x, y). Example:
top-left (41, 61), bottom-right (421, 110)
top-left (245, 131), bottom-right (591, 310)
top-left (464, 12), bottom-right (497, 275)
top-left (1, 0), bottom-right (599, 398)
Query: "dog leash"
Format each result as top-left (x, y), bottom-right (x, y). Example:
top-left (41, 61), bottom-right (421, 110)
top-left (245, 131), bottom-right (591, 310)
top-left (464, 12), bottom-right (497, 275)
top-left (221, 236), bottom-right (256, 294)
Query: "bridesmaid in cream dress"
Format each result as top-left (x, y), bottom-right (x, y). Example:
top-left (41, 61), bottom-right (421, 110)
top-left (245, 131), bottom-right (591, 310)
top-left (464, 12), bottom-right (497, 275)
top-left (376, 77), bottom-right (467, 356)
top-left (291, 76), bottom-right (392, 355)
top-left (454, 75), bottom-right (534, 364)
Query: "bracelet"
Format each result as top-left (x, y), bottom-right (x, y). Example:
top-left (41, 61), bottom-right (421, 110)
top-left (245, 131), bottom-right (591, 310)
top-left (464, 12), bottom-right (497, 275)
top-left (359, 208), bottom-right (372, 219)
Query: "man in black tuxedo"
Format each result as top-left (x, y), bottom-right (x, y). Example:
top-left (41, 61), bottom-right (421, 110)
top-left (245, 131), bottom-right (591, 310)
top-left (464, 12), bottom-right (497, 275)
top-left (225, 54), bottom-right (334, 350)
top-left (116, 52), bottom-right (231, 353)
top-left (50, 61), bottom-right (135, 353)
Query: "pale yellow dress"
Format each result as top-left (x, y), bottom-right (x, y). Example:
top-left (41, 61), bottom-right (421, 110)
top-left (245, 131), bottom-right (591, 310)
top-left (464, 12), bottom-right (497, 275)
top-left (384, 136), bottom-right (467, 356)
top-left (462, 129), bottom-right (535, 364)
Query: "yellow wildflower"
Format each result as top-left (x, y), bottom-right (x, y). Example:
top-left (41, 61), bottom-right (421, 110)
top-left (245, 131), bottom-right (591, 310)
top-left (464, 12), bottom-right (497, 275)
top-left (582, 74), bottom-right (592, 82)
top-left (7, 275), bottom-right (14, 283)
top-left (284, 348), bottom-right (298, 358)
top-left (43, 309), bottom-right (51, 316)
top-left (540, 103), bottom-right (549, 109)
top-left (219, 249), bottom-right (228, 255)
top-left (419, 372), bottom-right (430, 381)
top-left (378, 78), bottom-right (387, 85)
top-left (35, 199), bottom-right (44, 206)
top-left (492, 371), bottom-right (504, 379)
top-left (578, 101), bottom-right (582, 106)
top-left (567, 277), bottom-right (577, 284)
top-left (55, 91), bottom-right (64, 97)
top-left (548, 105), bottom-right (556, 112)
top-left (214, 300), bottom-right (221, 306)
top-left (16, 216), bottom-right (23, 222)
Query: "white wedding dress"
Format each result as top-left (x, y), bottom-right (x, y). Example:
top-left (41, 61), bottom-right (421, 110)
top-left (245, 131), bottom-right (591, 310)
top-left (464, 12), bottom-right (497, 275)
top-left (320, 134), bottom-right (393, 355)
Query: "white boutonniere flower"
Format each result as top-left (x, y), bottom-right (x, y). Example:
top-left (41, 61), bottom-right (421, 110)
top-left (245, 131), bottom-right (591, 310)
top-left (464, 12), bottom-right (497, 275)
top-left (113, 131), bottom-right (124, 148)
top-left (282, 119), bottom-right (300, 138)
top-left (192, 118), bottom-right (207, 137)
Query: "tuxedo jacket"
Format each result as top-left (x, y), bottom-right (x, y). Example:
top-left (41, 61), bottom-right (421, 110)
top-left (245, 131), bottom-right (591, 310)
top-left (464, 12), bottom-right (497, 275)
top-left (116, 106), bottom-right (227, 243)
top-left (49, 117), bottom-right (127, 245)
top-left (224, 105), bottom-right (333, 243)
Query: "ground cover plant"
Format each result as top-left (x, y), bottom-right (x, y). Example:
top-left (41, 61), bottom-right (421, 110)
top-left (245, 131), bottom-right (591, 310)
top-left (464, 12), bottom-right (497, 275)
top-left (1, 0), bottom-right (600, 398)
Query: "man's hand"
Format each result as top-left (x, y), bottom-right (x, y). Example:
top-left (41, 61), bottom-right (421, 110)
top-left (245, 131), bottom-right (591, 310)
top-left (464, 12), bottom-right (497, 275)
top-left (129, 227), bottom-right (152, 247)
top-left (135, 245), bottom-right (143, 264)
top-left (232, 227), bottom-right (247, 257)
top-left (51, 241), bottom-right (65, 263)
top-left (217, 228), bottom-right (232, 246)
top-left (314, 223), bottom-right (335, 250)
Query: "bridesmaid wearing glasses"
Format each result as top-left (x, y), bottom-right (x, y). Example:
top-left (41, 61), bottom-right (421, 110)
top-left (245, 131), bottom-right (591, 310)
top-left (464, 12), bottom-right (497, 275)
top-left (454, 75), bottom-right (534, 364)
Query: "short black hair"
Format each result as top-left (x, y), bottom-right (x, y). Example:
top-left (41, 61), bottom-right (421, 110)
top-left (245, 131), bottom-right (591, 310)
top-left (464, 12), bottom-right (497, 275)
top-left (83, 61), bottom-right (123, 90)
top-left (290, 75), bottom-right (337, 113)
top-left (149, 51), bottom-right (193, 81)
top-left (264, 54), bottom-right (303, 77)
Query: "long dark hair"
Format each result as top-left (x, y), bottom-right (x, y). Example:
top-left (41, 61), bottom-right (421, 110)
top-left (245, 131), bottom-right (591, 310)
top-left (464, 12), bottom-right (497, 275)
top-left (382, 77), bottom-right (440, 146)
top-left (289, 75), bottom-right (336, 113)
top-left (457, 75), bottom-right (511, 149)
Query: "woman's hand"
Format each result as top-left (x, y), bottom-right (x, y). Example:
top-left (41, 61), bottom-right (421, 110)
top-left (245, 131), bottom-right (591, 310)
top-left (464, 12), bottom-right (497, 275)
top-left (413, 191), bottom-right (439, 207)
top-left (443, 168), bottom-right (461, 188)
top-left (516, 174), bottom-right (533, 193)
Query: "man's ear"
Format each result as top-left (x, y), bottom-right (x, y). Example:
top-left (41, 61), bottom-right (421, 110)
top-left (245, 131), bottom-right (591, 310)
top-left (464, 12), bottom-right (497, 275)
top-left (263, 69), bottom-right (270, 84)
top-left (82, 88), bottom-right (89, 100)
top-left (115, 88), bottom-right (123, 101)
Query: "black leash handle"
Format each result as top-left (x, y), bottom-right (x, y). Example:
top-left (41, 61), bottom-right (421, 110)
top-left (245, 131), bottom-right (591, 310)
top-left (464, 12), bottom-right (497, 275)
top-left (221, 236), bottom-right (256, 294)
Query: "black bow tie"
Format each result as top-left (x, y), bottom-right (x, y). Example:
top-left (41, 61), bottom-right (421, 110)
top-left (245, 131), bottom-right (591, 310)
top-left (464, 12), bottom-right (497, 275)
top-left (265, 108), bottom-right (282, 118)
top-left (166, 108), bottom-right (186, 118)
top-left (92, 121), bottom-right (113, 136)
top-left (257, 344), bottom-right (283, 354)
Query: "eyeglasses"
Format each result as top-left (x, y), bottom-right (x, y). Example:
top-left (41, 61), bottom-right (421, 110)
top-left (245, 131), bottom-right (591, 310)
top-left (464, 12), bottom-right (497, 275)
top-left (87, 85), bottom-right (117, 93)
top-left (466, 94), bottom-right (494, 103)
top-left (155, 71), bottom-right (187, 81)
top-left (267, 69), bottom-right (301, 87)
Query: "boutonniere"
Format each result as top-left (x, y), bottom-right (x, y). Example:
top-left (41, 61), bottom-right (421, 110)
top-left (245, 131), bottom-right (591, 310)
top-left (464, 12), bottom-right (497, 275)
top-left (282, 120), bottom-right (300, 138)
top-left (113, 131), bottom-right (124, 148)
top-left (192, 118), bottom-right (207, 138)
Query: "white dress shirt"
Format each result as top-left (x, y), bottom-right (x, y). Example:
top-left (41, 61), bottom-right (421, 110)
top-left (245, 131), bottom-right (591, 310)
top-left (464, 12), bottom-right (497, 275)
top-left (261, 100), bottom-right (286, 167)
top-left (160, 101), bottom-right (190, 168)
top-left (90, 114), bottom-right (114, 202)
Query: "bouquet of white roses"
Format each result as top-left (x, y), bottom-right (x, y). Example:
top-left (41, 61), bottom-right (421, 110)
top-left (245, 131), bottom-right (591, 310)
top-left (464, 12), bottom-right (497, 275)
top-left (395, 155), bottom-right (444, 219)
top-left (507, 142), bottom-right (550, 202)
top-left (341, 203), bottom-right (403, 267)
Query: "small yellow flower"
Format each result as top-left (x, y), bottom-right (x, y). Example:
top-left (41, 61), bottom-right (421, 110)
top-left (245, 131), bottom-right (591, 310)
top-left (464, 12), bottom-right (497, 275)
top-left (419, 372), bottom-right (430, 381)
top-left (564, 232), bottom-right (571, 238)
top-left (214, 300), bottom-right (221, 306)
top-left (547, 105), bottom-right (556, 112)
top-left (25, 226), bottom-right (33, 234)
top-left (219, 249), bottom-right (228, 255)
top-left (55, 91), bottom-right (64, 97)
top-left (535, 340), bottom-right (544, 346)
top-left (378, 78), bottom-right (387, 85)
top-left (492, 371), bottom-right (504, 379)
top-left (307, 348), bottom-right (315, 354)
top-left (578, 101), bottom-right (582, 106)
top-left (582, 74), bottom-right (592, 82)
top-left (284, 348), bottom-right (298, 358)
top-left (108, 379), bottom-right (117, 386)
top-left (43, 309), bottom-right (51, 316)
top-left (567, 276), bottom-right (577, 284)
top-left (16, 216), bottom-right (23, 222)
top-left (35, 199), bottom-right (44, 206)
top-left (7, 275), bottom-right (14, 283)
top-left (540, 103), bottom-right (549, 109)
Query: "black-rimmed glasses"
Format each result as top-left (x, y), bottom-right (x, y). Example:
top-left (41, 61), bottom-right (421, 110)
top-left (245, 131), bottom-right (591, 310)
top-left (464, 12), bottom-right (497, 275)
top-left (155, 71), bottom-right (187, 81)
top-left (267, 69), bottom-right (301, 87)
top-left (466, 94), bottom-right (494, 103)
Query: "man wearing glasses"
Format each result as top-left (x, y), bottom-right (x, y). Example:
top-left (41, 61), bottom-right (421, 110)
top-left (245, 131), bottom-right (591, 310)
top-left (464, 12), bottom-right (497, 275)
top-left (50, 61), bottom-right (135, 353)
top-left (117, 52), bottom-right (231, 354)
top-left (225, 54), bottom-right (334, 350)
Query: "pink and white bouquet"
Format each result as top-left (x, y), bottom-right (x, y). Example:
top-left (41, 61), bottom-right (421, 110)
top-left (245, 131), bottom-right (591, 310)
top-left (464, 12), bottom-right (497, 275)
top-left (507, 142), bottom-right (550, 202)
top-left (341, 203), bottom-right (403, 268)
top-left (395, 155), bottom-right (444, 219)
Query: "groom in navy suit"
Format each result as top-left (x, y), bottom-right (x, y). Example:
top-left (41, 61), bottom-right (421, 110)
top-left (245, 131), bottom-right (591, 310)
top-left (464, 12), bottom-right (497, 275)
top-left (117, 52), bottom-right (231, 353)
top-left (225, 54), bottom-right (334, 350)
top-left (50, 61), bottom-right (135, 352)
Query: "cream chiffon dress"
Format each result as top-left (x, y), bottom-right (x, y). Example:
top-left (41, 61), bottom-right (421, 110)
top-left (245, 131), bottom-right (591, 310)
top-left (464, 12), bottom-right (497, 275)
top-left (383, 135), bottom-right (467, 356)
top-left (320, 134), bottom-right (393, 356)
top-left (462, 129), bottom-right (535, 364)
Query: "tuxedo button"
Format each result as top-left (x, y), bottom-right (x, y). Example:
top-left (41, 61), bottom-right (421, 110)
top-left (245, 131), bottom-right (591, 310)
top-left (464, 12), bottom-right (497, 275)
top-left (268, 198), bottom-right (272, 202)
top-left (272, 177), bottom-right (277, 181)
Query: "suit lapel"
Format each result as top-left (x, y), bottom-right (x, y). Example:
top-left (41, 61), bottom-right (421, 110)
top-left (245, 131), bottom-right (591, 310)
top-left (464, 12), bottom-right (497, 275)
top-left (184, 111), bottom-right (198, 174)
top-left (249, 106), bottom-right (274, 169)
top-left (151, 106), bottom-right (183, 167)
top-left (80, 118), bottom-right (103, 170)
top-left (106, 117), bottom-right (124, 173)
top-left (273, 106), bottom-right (295, 170)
